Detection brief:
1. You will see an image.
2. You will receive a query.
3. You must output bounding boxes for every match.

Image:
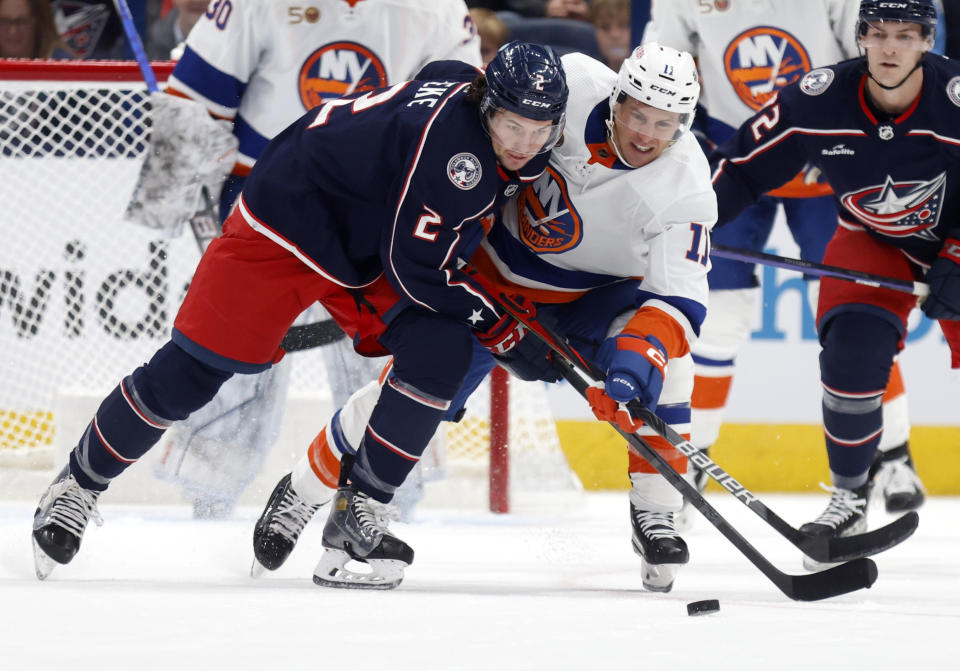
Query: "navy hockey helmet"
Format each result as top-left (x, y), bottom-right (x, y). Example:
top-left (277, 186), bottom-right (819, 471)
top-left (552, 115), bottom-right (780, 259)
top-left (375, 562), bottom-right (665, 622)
top-left (482, 41), bottom-right (568, 124)
top-left (858, 0), bottom-right (938, 39)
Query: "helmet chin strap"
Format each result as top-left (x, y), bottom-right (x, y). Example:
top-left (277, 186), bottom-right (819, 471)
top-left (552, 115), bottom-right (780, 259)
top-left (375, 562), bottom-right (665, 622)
top-left (604, 116), bottom-right (638, 168)
top-left (863, 58), bottom-right (924, 91)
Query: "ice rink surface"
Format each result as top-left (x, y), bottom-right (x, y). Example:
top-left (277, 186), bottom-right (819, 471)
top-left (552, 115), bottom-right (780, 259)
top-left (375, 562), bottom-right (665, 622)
top-left (1, 492), bottom-right (957, 671)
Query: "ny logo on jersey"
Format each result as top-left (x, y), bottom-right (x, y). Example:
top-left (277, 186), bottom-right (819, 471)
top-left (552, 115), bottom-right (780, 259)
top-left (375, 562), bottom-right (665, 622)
top-left (724, 27), bottom-right (812, 110)
top-left (841, 173), bottom-right (947, 240)
top-left (298, 42), bottom-right (388, 109)
top-left (516, 167), bottom-right (582, 253)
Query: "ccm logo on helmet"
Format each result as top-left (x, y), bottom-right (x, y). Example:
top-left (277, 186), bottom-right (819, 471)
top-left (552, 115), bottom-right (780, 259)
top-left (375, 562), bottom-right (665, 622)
top-left (649, 85), bottom-right (676, 96)
top-left (878, 2), bottom-right (909, 8)
top-left (522, 99), bottom-right (551, 107)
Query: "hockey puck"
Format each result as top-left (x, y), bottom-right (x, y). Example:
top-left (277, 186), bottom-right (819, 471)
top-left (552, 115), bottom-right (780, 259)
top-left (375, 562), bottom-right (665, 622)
top-left (686, 599), bottom-right (720, 616)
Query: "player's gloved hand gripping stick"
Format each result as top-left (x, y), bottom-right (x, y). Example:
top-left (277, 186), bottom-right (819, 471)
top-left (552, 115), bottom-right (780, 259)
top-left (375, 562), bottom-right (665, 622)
top-left (461, 263), bottom-right (919, 601)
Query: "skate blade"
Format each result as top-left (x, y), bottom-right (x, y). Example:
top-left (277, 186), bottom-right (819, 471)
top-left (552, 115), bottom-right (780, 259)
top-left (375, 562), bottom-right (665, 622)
top-left (250, 559), bottom-right (266, 579)
top-left (312, 549), bottom-right (406, 590)
top-left (641, 560), bottom-right (680, 593)
top-left (32, 537), bottom-right (58, 581)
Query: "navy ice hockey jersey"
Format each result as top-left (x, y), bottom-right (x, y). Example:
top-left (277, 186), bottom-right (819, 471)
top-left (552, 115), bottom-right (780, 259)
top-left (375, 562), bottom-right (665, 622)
top-left (237, 62), bottom-right (547, 331)
top-left (711, 55), bottom-right (960, 269)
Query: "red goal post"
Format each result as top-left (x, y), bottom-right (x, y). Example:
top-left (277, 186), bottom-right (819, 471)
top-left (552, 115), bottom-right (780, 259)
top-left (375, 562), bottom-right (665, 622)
top-left (0, 58), bottom-right (580, 511)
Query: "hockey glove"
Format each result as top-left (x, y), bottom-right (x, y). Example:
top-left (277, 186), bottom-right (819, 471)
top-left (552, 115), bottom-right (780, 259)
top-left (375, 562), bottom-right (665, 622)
top-left (494, 332), bottom-right (561, 383)
top-left (922, 239), bottom-right (960, 321)
top-left (586, 384), bottom-right (643, 433)
top-left (475, 295), bottom-right (536, 355)
top-left (597, 334), bottom-right (667, 411)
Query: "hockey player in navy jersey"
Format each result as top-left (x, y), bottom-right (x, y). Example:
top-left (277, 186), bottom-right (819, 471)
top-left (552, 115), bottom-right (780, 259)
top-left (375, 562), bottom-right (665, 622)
top-left (30, 41), bottom-right (568, 582)
top-left (644, 0), bottom-right (924, 526)
top-left (128, 0), bottom-right (483, 520)
top-left (710, 0), bottom-right (959, 567)
top-left (253, 44), bottom-right (717, 593)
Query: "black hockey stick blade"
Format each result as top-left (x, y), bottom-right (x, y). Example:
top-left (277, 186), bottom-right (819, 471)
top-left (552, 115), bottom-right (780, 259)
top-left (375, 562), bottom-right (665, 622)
top-left (784, 557), bottom-right (878, 602)
top-left (629, 402), bottom-right (919, 563)
top-left (801, 511), bottom-right (919, 563)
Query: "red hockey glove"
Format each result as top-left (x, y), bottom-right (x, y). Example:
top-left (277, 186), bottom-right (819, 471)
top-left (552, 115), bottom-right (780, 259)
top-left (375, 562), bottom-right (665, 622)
top-left (922, 238), bottom-right (960, 321)
top-left (475, 294), bottom-right (536, 355)
top-left (586, 384), bottom-right (643, 433)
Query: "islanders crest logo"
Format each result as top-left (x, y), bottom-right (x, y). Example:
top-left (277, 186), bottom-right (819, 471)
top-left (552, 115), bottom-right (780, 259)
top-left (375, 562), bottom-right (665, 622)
top-left (516, 168), bottom-right (582, 254)
top-left (723, 27), bottom-right (812, 111)
top-left (298, 41), bottom-right (388, 110)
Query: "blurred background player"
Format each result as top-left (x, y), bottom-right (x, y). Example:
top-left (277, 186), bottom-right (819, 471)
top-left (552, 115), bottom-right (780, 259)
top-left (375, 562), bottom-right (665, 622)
top-left (254, 44), bottom-right (716, 594)
top-left (126, 0), bottom-right (482, 519)
top-left (708, 0), bottom-right (956, 568)
top-left (31, 41), bottom-right (568, 583)
top-left (643, 0), bottom-right (925, 524)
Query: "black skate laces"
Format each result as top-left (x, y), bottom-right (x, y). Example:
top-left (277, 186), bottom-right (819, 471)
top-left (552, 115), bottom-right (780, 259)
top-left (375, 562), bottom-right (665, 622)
top-left (811, 484), bottom-right (867, 528)
top-left (41, 477), bottom-right (103, 537)
top-left (633, 510), bottom-right (680, 540)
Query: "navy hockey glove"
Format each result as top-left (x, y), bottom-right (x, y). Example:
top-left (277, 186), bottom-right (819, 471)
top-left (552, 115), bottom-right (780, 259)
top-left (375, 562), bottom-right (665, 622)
top-left (494, 333), bottom-right (561, 383)
top-left (596, 334), bottom-right (668, 412)
top-left (922, 238), bottom-right (960, 321)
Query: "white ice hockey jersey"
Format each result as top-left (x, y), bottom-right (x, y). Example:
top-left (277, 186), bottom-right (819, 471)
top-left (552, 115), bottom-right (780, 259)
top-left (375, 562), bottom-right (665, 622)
top-left (166, 0), bottom-right (481, 172)
top-left (643, 0), bottom-right (859, 133)
top-left (475, 53), bottom-right (718, 347)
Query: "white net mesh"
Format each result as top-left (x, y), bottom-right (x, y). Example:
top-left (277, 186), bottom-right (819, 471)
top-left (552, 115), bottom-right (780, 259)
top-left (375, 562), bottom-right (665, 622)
top-left (0, 62), bottom-right (580, 509)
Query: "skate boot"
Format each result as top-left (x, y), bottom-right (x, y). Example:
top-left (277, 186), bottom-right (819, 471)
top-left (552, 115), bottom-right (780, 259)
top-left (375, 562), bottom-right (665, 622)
top-left (313, 458), bottom-right (413, 590)
top-left (676, 447), bottom-right (710, 532)
top-left (630, 503), bottom-right (689, 593)
top-left (251, 473), bottom-right (321, 577)
top-left (871, 444), bottom-right (926, 513)
top-left (32, 466), bottom-right (103, 580)
top-left (799, 482), bottom-right (871, 571)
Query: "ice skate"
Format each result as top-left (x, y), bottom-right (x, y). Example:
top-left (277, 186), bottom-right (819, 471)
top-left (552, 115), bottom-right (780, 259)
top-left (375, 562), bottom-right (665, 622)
top-left (871, 445), bottom-right (925, 513)
top-left (313, 461), bottom-right (413, 590)
top-left (32, 466), bottom-right (103, 580)
top-left (799, 482), bottom-right (871, 571)
top-left (675, 447), bottom-right (710, 532)
top-left (630, 503), bottom-right (688, 593)
top-left (251, 473), bottom-right (322, 577)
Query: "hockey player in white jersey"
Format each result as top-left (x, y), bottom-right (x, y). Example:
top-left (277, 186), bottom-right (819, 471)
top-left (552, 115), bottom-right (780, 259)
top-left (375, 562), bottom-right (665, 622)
top-left (129, 0), bottom-right (482, 517)
top-left (253, 44), bottom-right (717, 593)
top-left (643, 0), bottom-right (924, 522)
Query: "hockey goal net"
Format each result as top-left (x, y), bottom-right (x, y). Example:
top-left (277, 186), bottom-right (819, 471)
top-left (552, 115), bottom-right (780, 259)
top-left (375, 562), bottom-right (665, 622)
top-left (0, 59), bottom-right (580, 511)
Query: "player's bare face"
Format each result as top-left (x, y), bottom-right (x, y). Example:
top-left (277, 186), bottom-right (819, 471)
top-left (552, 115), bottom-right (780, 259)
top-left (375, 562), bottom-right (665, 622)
top-left (488, 110), bottom-right (558, 171)
top-left (860, 21), bottom-right (929, 87)
top-left (610, 98), bottom-right (681, 168)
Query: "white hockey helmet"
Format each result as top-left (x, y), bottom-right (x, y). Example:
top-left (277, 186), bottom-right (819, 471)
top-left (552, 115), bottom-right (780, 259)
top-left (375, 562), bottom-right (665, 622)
top-left (608, 43), bottom-right (700, 143)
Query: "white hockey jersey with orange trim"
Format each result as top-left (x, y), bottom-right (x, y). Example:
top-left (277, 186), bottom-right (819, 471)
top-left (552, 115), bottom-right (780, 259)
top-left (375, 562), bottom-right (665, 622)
top-left (643, 0), bottom-right (860, 197)
top-left (475, 53), bottom-right (717, 350)
top-left (165, 0), bottom-right (480, 174)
